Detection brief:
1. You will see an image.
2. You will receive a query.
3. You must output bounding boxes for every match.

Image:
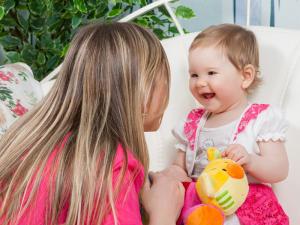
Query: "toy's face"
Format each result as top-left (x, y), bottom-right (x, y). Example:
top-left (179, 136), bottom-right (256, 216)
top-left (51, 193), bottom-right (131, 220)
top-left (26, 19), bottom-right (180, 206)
top-left (196, 158), bottom-right (249, 215)
top-left (204, 158), bottom-right (245, 188)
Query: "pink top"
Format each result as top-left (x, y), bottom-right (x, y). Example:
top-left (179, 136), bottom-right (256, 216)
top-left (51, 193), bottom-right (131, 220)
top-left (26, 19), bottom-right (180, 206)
top-left (1, 134), bottom-right (145, 225)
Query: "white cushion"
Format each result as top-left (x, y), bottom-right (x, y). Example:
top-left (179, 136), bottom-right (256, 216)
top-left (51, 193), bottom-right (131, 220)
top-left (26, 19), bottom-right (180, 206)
top-left (0, 63), bottom-right (43, 136)
top-left (145, 26), bottom-right (300, 225)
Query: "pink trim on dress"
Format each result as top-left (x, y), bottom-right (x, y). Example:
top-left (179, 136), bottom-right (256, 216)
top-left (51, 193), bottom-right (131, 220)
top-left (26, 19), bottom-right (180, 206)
top-left (233, 104), bottom-right (269, 141)
top-left (183, 108), bottom-right (205, 151)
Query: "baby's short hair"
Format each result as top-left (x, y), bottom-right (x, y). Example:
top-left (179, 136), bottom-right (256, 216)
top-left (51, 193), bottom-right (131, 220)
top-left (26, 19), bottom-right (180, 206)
top-left (190, 24), bottom-right (261, 92)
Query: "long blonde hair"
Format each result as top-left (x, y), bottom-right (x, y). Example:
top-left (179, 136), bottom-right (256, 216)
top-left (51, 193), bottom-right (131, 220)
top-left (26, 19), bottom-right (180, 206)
top-left (0, 22), bottom-right (170, 225)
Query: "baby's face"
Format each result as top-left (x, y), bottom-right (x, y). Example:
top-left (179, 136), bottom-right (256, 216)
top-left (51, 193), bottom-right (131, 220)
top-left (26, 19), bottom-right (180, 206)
top-left (188, 46), bottom-right (247, 114)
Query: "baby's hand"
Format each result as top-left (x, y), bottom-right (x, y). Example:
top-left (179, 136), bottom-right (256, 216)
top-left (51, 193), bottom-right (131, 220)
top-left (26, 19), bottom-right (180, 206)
top-left (222, 144), bottom-right (251, 167)
top-left (160, 165), bottom-right (192, 182)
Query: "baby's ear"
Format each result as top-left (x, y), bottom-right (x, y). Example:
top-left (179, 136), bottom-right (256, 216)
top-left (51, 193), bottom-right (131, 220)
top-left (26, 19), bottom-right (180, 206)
top-left (241, 64), bottom-right (256, 89)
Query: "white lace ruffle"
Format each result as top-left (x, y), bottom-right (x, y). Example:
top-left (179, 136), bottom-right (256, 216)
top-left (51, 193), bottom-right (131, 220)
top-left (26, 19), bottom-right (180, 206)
top-left (257, 133), bottom-right (286, 142)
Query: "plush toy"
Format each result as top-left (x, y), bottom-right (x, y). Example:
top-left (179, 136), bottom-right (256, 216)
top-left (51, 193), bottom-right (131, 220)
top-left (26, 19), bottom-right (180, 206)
top-left (183, 147), bottom-right (249, 225)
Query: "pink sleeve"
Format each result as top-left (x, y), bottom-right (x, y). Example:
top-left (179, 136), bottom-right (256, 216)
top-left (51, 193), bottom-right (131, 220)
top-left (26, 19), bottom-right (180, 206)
top-left (103, 144), bottom-right (145, 225)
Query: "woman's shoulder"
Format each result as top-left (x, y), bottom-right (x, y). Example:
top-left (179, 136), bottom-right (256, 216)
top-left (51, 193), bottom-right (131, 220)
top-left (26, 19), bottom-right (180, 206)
top-left (113, 144), bottom-right (145, 186)
top-left (113, 144), bottom-right (143, 169)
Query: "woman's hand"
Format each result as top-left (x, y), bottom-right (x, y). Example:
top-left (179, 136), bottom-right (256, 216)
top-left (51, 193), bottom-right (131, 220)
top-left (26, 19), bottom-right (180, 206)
top-left (161, 165), bottom-right (192, 182)
top-left (141, 172), bottom-right (185, 225)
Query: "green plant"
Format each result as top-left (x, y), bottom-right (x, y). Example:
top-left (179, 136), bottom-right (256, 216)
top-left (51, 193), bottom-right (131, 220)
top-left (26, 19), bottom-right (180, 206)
top-left (0, 0), bottom-right (195, 81)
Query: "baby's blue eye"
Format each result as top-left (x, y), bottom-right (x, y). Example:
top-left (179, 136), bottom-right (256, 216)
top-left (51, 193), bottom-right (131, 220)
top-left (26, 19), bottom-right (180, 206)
top-left (208, 71), bottom-right (217, 75)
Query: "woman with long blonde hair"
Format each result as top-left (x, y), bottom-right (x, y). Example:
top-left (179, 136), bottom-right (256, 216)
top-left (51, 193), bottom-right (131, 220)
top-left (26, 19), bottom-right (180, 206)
top-left (0, 22), bottom-right (184, 225)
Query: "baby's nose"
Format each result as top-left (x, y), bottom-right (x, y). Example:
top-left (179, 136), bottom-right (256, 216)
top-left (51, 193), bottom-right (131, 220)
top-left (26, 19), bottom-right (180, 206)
top-left (196, 77), bottom-right (208, 87)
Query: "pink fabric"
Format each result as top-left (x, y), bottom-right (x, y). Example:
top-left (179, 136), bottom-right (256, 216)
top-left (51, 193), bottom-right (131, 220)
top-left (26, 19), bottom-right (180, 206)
top-left (1, 135), bottom-right (144, 225)
top-left (237, 184), bottom-right (289, 225)
top-left (103, 144), bottom-right (144, 225)
top-left (183, 108), bottom-right (205, 150)
top-left (233, 104), bottom-right (269, 141)
top-left (177, 182), bottom-right (201, 225)
top-left (0, 134), bottom-right (71, 225)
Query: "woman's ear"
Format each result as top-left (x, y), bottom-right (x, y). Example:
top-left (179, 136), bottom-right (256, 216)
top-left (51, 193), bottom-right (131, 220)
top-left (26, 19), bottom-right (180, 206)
top-left (241, 64), bottom-right (256, 89)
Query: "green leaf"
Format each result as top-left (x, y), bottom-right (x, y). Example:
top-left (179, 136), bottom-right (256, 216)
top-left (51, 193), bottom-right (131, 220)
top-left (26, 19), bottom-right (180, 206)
top-left (21, 44), bottom-right (37, 64)
top-left (38, 32), bottom-right (53, 49)
top-left (71, 16), bottom-right (82, 29)
top-left (30, 16), bottom-right (45, 31)
top-left (135, 17), bottom-right (148, 27)
top-left (140, 0), bottom-right (147, 6)
top-left (46, 14), bottom-right (61, 30)
top-left (0, 36), bottom-right (21, 49)
top-left (107, 8), bottom-right (123, 18)
top-left (17, 9), bottom-right (29, 31)
top-left (28, 0), bottom-right (46, 15)
top-left (169, 26), bottom-right (179, 34)
top-left (46, 55), bottom-right (60, 70)
top-left (94, 3), bottom-right (109, 18)
top-left (86, 0), bottom-right (98, 7)
top-left (153, 28), bottom-right (165, 40)
top-left (6, 51), bottom-right (21, 62)
top-left (175, 6), bottom-right (195, 19)
top-left (37, 52), bottom-right (46, 65)
top-left (150, 15), bottom-right (164, 26)
top-left (74, 0), bottom-right (88, 14)
top-left (16, 1), bottom-right (28, 10)
top-left (158, 6), bottom-right (170, 17)
top-left (0, 15), bottom-right (18, 27)
top-left (3, 0), bottom-right (15, 13)
top-left (0, 6), bottom-right (5, 21)
top-left (122, 0), bottom-right (133, 5)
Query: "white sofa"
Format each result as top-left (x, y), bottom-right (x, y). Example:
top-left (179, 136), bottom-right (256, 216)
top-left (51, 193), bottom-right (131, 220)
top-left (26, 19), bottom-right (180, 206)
top-left (145, 26), bottom-right (300, 225)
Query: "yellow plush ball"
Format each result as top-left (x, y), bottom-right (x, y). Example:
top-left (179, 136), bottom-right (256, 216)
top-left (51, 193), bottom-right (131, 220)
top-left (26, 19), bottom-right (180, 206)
top-left (195, 147), bottom-right (249, 215)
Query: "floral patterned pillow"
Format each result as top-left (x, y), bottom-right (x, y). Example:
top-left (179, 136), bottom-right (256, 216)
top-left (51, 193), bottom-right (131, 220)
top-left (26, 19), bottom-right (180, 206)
top-left (0, 63), bottom-right (43, 136)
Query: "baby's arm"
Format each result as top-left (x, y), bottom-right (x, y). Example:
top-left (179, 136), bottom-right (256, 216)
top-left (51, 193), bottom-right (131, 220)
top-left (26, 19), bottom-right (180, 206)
top-left (223, 141), bottom-right (289, 183)
top-left (245, 141), bottom-right (289, 183)
top-left (173, 150), bottom-right (186, 169)
top-left (223, 106), bottom-right (289, 183)
top-left (161, 150), bottom-right (192, 182)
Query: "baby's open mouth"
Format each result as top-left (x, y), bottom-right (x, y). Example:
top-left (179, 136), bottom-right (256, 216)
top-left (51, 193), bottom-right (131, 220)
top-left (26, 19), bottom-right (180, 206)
top-left (202, 93), bottom-right (215, 99)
